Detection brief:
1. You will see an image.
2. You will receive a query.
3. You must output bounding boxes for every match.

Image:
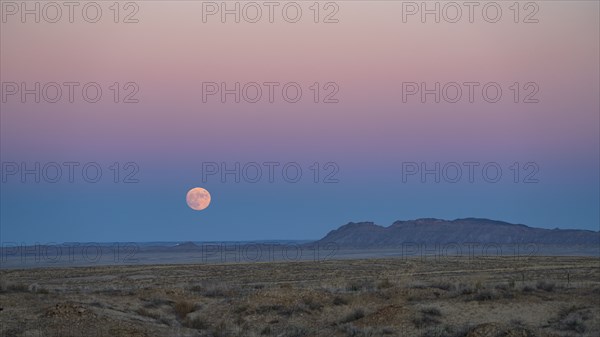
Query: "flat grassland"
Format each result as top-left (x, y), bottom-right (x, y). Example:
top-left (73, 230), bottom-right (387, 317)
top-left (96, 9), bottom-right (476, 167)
top-left (1, 256), bottom-right (599, 337)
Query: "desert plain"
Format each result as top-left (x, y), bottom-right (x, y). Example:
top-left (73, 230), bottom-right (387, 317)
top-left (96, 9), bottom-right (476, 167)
top-left (1, 255), bottom-right (599, 337)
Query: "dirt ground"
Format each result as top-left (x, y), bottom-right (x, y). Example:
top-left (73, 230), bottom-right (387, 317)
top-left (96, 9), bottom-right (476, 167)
top-left (1, 256), bottom-right (599, 337)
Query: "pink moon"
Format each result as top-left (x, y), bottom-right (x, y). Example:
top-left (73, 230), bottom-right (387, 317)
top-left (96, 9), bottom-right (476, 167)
top-left (186, 187), bottom-right (211, 211)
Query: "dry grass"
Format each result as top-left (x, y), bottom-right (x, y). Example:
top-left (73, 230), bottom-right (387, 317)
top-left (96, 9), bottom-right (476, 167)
top-left (340, 307), bottom-right (365, 323)
top-left (173, 300), bottom-right (196, 319)
top-left (0, 256), bottom-right (598, 336)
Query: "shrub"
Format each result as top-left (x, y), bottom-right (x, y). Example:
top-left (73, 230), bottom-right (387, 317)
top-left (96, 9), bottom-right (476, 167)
top-left (341, 324), bottom-right (395, 337)
top-left (536, 281), bottom-right (555, 292)
top-left (346, 279), bottom-right (374, 292)
top-left (522, 285), bottom-right (535, 293)
top-left (333, 295), bottom-right (349, 306)
top-left (457, 283), bottom-right (475, 295)
top-left (183, 316), bottom-right (208, 330)
top-left (413, 306), bottom-right (443, 329)
top-left (495, 283), bottom-right (509, 291)
top-left (189, 285), bottom-right (203, 292)
top-left (421, 325), bottom-right (458, 337)
top-left (26, 283), bottom-right (49, 294)
top-left (421, 326), bottom-right (447, 337)
top-left (191, 282), bottom-right (238, 298)
top-left (561, 318), bottom-right (586, 333)
top-left (413, 315), bottom-right (440, 329)
top-left (431, 282), bottom-right (454, 291)
top-left (281, 325), bottom-right (308, 337)
top-left (136, 307), bottom-right (162, 320)
top-left (278, 304), bottom-right (310, 317)
top-left (421, 324), bottom-right (471, 337)
top-left (421, 306), bottom-right (442, 317)
top-left (260, 325), bottom-right (272, 335)
top-left (203, 285), bottom-right (231, 298)
top-left (551, 305), bottom-right (592, 333)
top-left (474, 290), bottom-right (499, 301)
top-left (212, 320), bottom-right (228, 337)
top-left (410, 282), bottom-right (428, 289)
top-left (302, 297), bottom-right (323, 311)
top-left (256, 304), bottom-right (284, 314)
top-left (377, 278), bottom-right (394, 289)
top-left (233, 304), bottom-right (249, 314)
top-left (144, 297), bottom-right (172, 308)
top-left (173, 300), bottom-right (195, 319)
top-left (5, 283), bottom-right (28, 293)
top-left (341, 308), bottom-right (365, 323)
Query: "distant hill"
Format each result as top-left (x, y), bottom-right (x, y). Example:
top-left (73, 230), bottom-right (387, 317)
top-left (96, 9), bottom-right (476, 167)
top-left (316, 218), bottom-right (600, 247)
top-left (172, 241), bottom-right (200, 250)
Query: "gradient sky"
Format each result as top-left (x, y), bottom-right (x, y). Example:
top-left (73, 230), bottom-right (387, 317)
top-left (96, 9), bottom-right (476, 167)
top-left (1, 1), bottom-right (599, 243)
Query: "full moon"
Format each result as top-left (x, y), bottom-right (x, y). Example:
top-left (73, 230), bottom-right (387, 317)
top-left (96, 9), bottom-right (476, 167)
top-left (186, 187), bottom-right (211, 211)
